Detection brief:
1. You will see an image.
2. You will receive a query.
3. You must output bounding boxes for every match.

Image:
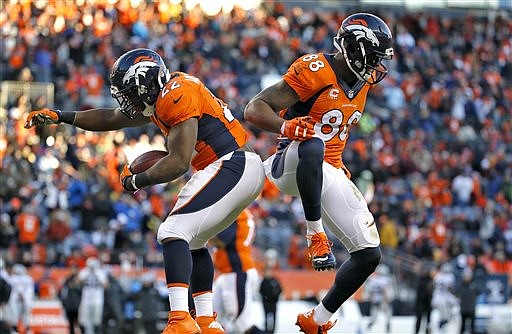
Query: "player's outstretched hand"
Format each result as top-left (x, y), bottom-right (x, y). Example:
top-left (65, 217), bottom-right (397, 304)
top-left (120, 163), bottom-right (137, 192)
top-left (280, 116), bottom-right (315, 141)
top-left (24, 108), bottom-right (62, 128)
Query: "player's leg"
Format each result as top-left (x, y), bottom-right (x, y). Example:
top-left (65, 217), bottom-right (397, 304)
top-left (265, 140), bottom-right (335, 271)
top-left (231, 269), bottom-right (265, 334)
top-left (383, 302), bottom-right (392, 333)
top-left (414, 308), bottom-right (422, 334)
top-left (157, 151), bottom-right (264, 334)
top-left (190, 247), bottom-right (225, 334)
top-left (193, 152), bottom-right (264, 334)
top-left (158, 237), bottom-right (199, 334)
top-left (297, 165), bottom-right (381, 332)
top-left (425, 307), bottom-right (432, 334)
top-left (367, 302), bottom-right (378, 329)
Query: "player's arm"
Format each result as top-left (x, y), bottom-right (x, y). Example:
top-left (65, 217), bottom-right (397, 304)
top-left (122, 117), bottom-right (197, 191)
top-left (25, 107), bottom-right (150, 131)
top-left (244, 79), bottom-right (299, 133)
top-left (244, 80), bottom-right (314, 140)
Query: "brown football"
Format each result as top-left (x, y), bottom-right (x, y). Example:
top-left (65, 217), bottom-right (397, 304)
top-left (130, 150), bottom-right (168, 173)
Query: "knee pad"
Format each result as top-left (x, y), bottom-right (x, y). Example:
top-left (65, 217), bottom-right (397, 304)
top-left (344, 212), bottom-right (380, 252)
top-left (298, 137), bottom-right (325, 163)
top-left (351, 246), bottom-right (381, 273)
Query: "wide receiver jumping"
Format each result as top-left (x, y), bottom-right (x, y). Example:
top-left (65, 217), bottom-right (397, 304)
top-left (244, 13), bottom-right (394, 333)
top-left (26, 48), bottom-right (265, 334)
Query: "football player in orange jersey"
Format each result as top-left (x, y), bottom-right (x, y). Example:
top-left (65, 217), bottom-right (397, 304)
top-left (244, 13), bottom-right (394, 334)
top-left (25, 48), bottom-right (266, 334)
top-left (210, 209), bottom-right (265, 334)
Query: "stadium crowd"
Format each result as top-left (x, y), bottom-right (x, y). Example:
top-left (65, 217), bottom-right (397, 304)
top-left (0, 0), bottom-right (511, 319)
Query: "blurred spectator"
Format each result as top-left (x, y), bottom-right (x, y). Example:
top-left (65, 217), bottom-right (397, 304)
top-left (355, 170), bottom-right (375, 203)
top-left (487, 250), bottom-right (512, 275)
top-left (287, 225), bottom-right (309, 269)
top-left (67, 174), bottom-right (88, 231)
top-left (6, 264), bottom-right (34, 334)
top-left (456, 269), bottom-right (479, 334)
top-left (452, 167), bottom-right (475, 207)
top-left (414, 265), bottom-right (434, 334)
top-left (59, 266), bottom-right (82, 334)
top-left (259, 249), bottom-right (282, 334)
top-left (15, 202), bottom-right (40, 264)
top-left (364, 264), bottom-right (396, 333)
top-left (135, 272), bottom-right (162, 334)
top-left (0, 214), bottom-right (15, 259)
top-left (379, 214), bottom-right (400, 249)
top-left (432, 263), bottom-right (458, 331)
top-left (46, 209), bottom-right (72, 263)
top-left (83, 65), bottom-right (105, 108)
top-left (102, 272), bottom-right (125, 334)
top-left (78, 257), bottom-right (108, 334)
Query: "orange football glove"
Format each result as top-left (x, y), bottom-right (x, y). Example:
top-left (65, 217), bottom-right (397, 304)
top-left (120, 164), bottom-right (137, 192)
top-left (280, 116), bottom-right (315, 141)
top-left (24, 108), bottom-right (62, 128)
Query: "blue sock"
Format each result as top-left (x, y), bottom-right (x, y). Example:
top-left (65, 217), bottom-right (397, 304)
top-left (190, 247), bottom-right (214, 294)
top-left (163, 239), bottom-right (192, 285)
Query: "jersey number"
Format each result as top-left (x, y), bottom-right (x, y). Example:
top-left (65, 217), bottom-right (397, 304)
top-left (243, 217), bottom-right (255, 246)
top-left (302, 54), bottom-right (324, 72)
top-left (313, 109), bottom-right (362, 141)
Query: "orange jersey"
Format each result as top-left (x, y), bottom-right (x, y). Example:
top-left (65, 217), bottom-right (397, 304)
top-left (16, 213), bottom-right (40, 244)
top-left (151, 72), bottom-right (248, 170)
top-left (282, 53), bottom-right (371, 175)
top-left (213, 210), bottom-right (256, 274)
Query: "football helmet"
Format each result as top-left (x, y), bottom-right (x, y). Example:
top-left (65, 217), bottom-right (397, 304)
top-left (110, 48), bottom-right (170, 118)
top-left (333, 13), bottom-right (394, 85)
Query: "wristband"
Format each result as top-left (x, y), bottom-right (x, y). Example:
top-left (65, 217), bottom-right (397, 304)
top-left (130, 174), bottom-right (139, 191)
top-left (133, 172), bottom-right (151, 189)
top-left (59, 111), bottom-right (77, 125)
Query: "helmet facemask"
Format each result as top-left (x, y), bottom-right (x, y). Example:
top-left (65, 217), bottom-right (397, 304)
top-left (111, 83), bottom-right (147, 119)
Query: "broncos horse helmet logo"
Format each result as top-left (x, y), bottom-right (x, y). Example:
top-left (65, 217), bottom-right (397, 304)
top-left (122, 61), bottom-right (160, 85)
top-left (344, 24), bottom-right (380, 47)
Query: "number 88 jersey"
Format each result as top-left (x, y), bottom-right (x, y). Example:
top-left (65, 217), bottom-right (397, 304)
top-left (281, 53), bottom-right (371, 177)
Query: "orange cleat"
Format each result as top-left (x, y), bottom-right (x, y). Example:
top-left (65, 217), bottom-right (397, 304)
top-left (306, 232), bottom-right (336, 271)
top-left (296, 309), bottom-right (336, 334)
top-left (195, 312), bottom-right (225, 333)
top-left (162, 311), bottom-right (201, 334)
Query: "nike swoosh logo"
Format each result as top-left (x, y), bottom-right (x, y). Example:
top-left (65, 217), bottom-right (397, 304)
top-left (173, 95), bottom-right (183, 104)
top-left (293, 67), bottom-right (300, 76)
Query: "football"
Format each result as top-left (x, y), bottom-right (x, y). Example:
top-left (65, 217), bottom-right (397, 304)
top-left (130, 150), bottom-right (168, 173)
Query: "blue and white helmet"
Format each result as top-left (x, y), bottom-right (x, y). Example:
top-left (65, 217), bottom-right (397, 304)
top-left (110, 48), bottom-right (171, 118)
